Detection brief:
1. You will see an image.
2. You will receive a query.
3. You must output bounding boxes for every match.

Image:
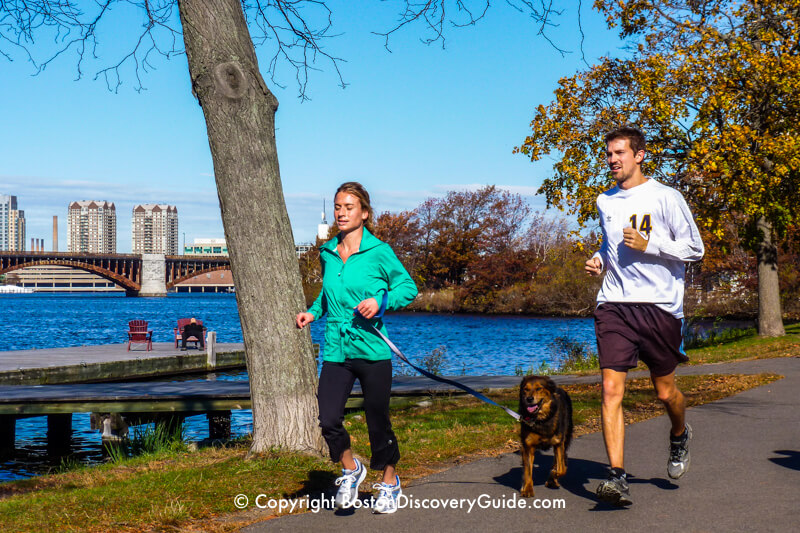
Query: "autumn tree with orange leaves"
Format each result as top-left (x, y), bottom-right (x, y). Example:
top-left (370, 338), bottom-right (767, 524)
top-left (413, 186), bottom-right (531, 288)
top-left (517, 0), bottom-right (800, 336)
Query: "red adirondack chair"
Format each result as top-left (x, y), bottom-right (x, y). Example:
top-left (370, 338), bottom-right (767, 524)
top-left (127, 320), bottom-right (153, 351)
top-left (174, 318), bottom-right (207, 349)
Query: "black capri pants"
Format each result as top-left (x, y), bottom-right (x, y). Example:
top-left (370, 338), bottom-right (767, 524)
top-left (318, 358), bottom-right (400, 470)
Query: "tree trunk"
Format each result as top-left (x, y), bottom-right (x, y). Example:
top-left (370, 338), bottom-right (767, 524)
top-left (755, 217), bottom-right (785, 337)
top-left (178, 0), bottom-right (325, 455)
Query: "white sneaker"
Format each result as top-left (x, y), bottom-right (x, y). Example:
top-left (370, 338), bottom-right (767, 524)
top-left (372, 475), bottom-right (402, 514)
top-left (334, 458), bottom-right (367, 509)
top-left (668, 423), bottom-right (692, 479)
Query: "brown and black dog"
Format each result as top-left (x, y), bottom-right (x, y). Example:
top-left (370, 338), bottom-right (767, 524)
top-left (518, 375), bottom-right (573, 497)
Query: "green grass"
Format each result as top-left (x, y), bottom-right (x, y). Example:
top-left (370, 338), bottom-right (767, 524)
top-left (0, 447), bottom-right (337, 533)
top-left (515, 336), bottom-right (599, 376)
top-left (683, 318), bottom-right (757, 349)
top-left (98, 419), bottom-right (190, 466)
top-left (685, 322), bottom-right (800, 365)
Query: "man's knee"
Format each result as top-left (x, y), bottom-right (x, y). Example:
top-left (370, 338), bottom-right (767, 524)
top-left (656, 384), bottom-right (682, 405)
top-left (652, 373), bottom-right (683, 405)
top-left (601, 376), bottom-right (625, 406)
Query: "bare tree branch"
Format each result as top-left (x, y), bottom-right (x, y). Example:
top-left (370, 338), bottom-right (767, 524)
top-left (0, 0), bottom-right (344, 96)
top-left (374, 0), bottom-right (564, 53)
top-left (0, 0), bottom-right (183, 92)
top-left (505, 0), bottom-right (566, 55)
top-left (577, 0), bottom-right (588, 66)
top-left (243, 0), bottom-right (346, 100)
top-left (2, 0), bottom-right (575, 97)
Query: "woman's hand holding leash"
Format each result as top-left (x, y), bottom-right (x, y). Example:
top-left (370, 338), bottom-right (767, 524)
top-left (296, 312), bottom-right (315, 329)
top-left (354, 297), bottom-right (379, 319)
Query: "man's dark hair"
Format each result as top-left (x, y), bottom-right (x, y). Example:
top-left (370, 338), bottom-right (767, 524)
top-left (605, 126), bottom-right (646, 155)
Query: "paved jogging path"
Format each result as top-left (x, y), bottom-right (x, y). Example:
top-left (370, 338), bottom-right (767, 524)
top-left (244, 357), bottom-right (800, 533)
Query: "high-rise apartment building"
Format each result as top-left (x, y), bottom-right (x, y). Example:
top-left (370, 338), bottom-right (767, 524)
top-left (67, 201), bottom-right (117, 253)
top-left (0, 195), bottom-right (10, 251)
top-left (132, 204), bottom-right (179, 255)
top-left (10, 208), bottom-right (25, 251)
top-left (1, 194), bottom-right (25, 251)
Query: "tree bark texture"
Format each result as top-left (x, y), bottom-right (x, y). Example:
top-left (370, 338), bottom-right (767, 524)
top-left (178, 0), bottom-right (325, 455)
top-left (755, 217), bottom-right (785, 337)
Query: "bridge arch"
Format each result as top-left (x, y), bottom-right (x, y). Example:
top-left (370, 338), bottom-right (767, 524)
top-left (0, 260), bottom-right (140, 292)
top-left (167, 265), bottom-right (231, 289)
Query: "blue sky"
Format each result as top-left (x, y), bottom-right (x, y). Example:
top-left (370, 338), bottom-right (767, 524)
top-left (0, 1), bottom-right (624, 252)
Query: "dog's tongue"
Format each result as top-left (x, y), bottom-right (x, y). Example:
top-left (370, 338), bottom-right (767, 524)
top-left (527, 405), bottom-right (539, 413)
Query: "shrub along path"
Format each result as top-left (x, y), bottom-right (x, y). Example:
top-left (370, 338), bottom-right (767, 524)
top-left (246, 356), bottom-right (800, 532)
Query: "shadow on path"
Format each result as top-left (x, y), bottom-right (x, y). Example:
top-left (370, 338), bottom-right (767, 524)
top-left (769, 450), bottom-right (800, 471)
top-left (488, 451), bottom-right (679, 511)
top-left (286, 469), bottom-right (338, 502)
top-left (286, 469), bottom-right (383, 517)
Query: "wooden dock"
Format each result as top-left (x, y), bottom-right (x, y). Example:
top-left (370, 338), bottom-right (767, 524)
top-left (0, 375), bottom-right (524, 416)
top-left (0, 342), bottom-right (246, 385)
top-left (0, 380), bottom-right (252, 447)
top-left (0, 380), bottom-right (251, 416)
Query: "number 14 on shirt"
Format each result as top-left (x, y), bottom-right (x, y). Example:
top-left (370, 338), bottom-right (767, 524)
top-left (629, 214), bottom-right (653, 237)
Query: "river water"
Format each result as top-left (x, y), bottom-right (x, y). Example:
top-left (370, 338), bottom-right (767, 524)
top-left (0, 293), bottom-right (597, 374)
top-left (1, 292), bottom-right (736, 481)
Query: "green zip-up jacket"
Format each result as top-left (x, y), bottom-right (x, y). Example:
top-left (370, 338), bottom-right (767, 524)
top-left (308, 228), bottom-right (418, 362)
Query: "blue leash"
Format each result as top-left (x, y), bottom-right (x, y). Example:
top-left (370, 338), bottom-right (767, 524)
top-left (355, 292), bottom-right (526, 426)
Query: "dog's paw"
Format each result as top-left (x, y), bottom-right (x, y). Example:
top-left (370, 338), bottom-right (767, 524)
top-left (545, 477), bottom-right (560, 489)
top-left (520, 486), bottom-right (535, 498)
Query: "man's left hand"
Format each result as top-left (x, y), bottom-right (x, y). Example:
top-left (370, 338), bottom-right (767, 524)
top-left (622, 227), bottom-right (649, 252)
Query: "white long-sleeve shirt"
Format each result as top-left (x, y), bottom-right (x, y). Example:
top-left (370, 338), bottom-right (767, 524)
top-left (592, 178), bottom-right (704, 318)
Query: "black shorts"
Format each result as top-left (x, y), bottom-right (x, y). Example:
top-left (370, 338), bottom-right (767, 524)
top-left (594, 302), bottom-right (688, 377)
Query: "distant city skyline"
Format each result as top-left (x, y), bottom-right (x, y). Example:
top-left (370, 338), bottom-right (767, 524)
top-left (2, 3), bottom-right (628, 253)
top-left (8, 193), bottom-right (331, 252)
top-left (3, 195), bottom-right (192, 254)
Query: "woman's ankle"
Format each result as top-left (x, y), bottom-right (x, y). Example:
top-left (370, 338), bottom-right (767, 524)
top-left (382, 467), bottom-right (397, 485)
top-left (340, 450), bottom-right (358, 471)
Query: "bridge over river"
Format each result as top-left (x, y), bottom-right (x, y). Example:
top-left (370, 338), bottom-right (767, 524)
top-left (0, 251), bottom-right (230, 296)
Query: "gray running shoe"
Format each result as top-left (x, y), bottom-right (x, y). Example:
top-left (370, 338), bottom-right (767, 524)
top-left (596, 470), bottom-right (632, 507)
top-left (334, 458), bottom-right (367, 509)
top-left (668, 423), bottom-right (692, 479)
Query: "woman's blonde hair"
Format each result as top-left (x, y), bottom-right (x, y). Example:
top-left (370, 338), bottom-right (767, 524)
top-left (335, 181), bottom-right (375, 232)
